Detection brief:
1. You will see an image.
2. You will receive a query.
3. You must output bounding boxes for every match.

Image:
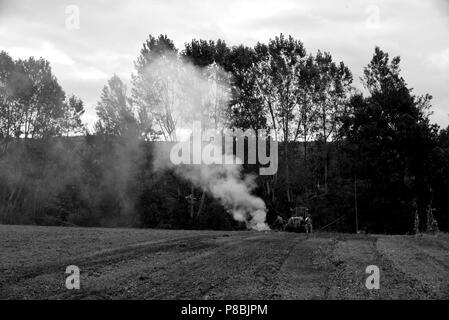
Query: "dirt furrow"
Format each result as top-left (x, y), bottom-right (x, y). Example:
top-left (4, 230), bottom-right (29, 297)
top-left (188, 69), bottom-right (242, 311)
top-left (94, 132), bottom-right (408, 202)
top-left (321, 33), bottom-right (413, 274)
top-left (1, 225), bottom-right (448, 300)
top-left (0, 234), bottom-right (231, 299)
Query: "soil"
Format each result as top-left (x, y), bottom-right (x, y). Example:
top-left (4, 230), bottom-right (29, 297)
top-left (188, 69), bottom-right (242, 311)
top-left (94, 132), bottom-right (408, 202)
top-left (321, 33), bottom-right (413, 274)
top-left (0, 225), bottom-right (448, 299)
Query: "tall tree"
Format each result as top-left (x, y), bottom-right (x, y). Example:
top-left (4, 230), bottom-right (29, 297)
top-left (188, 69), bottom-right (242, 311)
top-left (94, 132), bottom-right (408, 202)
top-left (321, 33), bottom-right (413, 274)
top-left (132, 34), bottom-right (180, 141)
top-left (312, 51), bottom-right (353, 193)
top-left (227, 45), bottom-right (267, 133)
top-left (60, 95), bottom-right (85, 136)
top-left (294, 55), bottom-right (319, 163)
top-left (181, 39), bottom-right (233, 218)
top-left (1, 52), bottom-right (75, 145)
top-left (431, 126), bottom-right (449, 230)
top-left (95, 75), bottom-right (138, 137)
top-left (18, 57), bottom-right (66, 139)
top-left (341, 47), bottom-right (438, 233)
top-left (183, 39), bottom-right (230, 68)
top-left (0, 51), bottom-right (20, 150)
top-left (253, 34), bottom-right (307, 202)
top-left (182, 39), bottom-right (232, 130)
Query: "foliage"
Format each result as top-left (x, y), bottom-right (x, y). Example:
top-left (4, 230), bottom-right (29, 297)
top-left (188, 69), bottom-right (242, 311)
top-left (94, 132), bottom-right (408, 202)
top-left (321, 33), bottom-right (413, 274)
top-left (1, 38), bottom-right (448, 234)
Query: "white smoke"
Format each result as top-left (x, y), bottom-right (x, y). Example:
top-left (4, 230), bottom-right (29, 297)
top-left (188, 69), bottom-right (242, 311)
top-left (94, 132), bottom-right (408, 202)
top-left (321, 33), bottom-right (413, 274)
top-left (143, 53), bottom-right (270, 230)
top-left (177, 154), bottom-right (270, 231)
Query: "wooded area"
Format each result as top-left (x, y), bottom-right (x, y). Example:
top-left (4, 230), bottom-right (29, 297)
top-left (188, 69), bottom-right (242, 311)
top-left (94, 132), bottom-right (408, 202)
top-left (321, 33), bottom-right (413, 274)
top-left (1, 34), bottom-right (448, 233)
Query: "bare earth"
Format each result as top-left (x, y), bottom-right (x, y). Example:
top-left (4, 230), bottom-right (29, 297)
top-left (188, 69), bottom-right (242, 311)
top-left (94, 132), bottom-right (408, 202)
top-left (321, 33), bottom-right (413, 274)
top-left (0, 225), bottom-right (448, 299)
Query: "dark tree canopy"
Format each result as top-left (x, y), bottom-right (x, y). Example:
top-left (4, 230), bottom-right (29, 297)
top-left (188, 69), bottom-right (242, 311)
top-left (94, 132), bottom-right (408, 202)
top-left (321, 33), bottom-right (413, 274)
top-left (0, 38), bottom-right (447, 234)
top-left (341, 47), bottom-right (440, 233)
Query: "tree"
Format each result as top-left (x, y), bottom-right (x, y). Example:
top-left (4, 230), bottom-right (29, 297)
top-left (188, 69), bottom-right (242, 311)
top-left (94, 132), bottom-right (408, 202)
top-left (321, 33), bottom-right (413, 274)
top-left (181, 39), bottom-right (234, 218)
top-left (183, 39), bottom-right (230, 69)
top-left (182, 39), bottom-right (232, 130)
top-left (95, 75), bottom-right (138, 137)
top-left (132, 34), bottom-right (180, 141)
top-left (431, 126), bottom-right (449, 230)
top-left (340, 47), bottom-right (438, 233)
top-left (294, 55), bottom-right (320, 164)
top-left (1, 52), bottom-right (77, 146)
top-left (17, 57), bottom-right (66, 139)
top-left (0, 51), bottom-right (20, 151)
top-left (227, 45), bottom-right (267, 134)
top-left (312, 51), bottom-right (353, 193)
top-left (60, 95), bottom-right (85, 136)
top-left (252, 34), bottom-right (307, 202)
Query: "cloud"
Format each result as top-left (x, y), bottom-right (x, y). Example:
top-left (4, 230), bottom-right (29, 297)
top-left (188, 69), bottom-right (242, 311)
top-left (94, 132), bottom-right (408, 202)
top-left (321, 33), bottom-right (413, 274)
top-left (68, 66), bottom-right (109, 81)
top-left (427, 49), bottom-right (449, 71)
top-left (1, 0), bottom-right (448, 128)
top-left (5, 42), bottom-right (75, 65)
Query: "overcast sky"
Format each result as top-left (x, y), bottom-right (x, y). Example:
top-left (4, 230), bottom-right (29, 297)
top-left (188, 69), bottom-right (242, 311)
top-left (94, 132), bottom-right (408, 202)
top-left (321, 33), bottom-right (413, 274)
top-left (1, 0), bottom-right (448, 128)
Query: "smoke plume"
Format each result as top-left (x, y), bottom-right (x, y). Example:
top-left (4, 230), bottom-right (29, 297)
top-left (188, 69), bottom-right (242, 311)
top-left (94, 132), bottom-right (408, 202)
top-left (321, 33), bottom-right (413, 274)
top-left (145, 54), bottom-right (270, 230)
top-left (176, 155), bottom-right (270, 231)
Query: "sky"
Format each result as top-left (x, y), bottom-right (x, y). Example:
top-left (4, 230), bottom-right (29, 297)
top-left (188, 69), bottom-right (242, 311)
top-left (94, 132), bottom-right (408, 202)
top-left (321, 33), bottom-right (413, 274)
top-left (1, 0), bottom-right (449, 128)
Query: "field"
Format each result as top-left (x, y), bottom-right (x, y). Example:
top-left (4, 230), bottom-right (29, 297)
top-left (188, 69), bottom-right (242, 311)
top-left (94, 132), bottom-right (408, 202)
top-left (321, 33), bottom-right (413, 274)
top-left (1, 225), bottom-right (448, 299)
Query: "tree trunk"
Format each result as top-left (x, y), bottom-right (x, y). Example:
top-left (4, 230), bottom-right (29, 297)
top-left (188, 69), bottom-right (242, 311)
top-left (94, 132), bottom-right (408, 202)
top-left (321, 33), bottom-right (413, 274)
top-left (284, 141), bottom-right (291, 202)
top-left (324, 148), bottom-right (328, 194)
top-left (190, 185), bottom-right (195, 220)
top-left (196, 192), bottom-right (206, 219)
top-left (323, 107), bottom-right (328, 194)
top-left (303, 140), bottom-right (307, 163)
top-left (354, 177), bottom-right (359, 233)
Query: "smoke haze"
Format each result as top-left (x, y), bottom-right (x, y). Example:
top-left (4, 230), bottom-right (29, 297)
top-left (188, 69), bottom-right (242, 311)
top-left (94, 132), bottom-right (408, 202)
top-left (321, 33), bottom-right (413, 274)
top-left (145, 55), bottom-right (270, 230)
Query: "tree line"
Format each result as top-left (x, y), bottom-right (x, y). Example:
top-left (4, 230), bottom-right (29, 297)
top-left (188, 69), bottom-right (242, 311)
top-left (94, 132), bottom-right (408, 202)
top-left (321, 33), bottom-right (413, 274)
top-left (1, 34), bottom-right (448, 233)
top-left (0, 52), bottom-right (85, 147)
